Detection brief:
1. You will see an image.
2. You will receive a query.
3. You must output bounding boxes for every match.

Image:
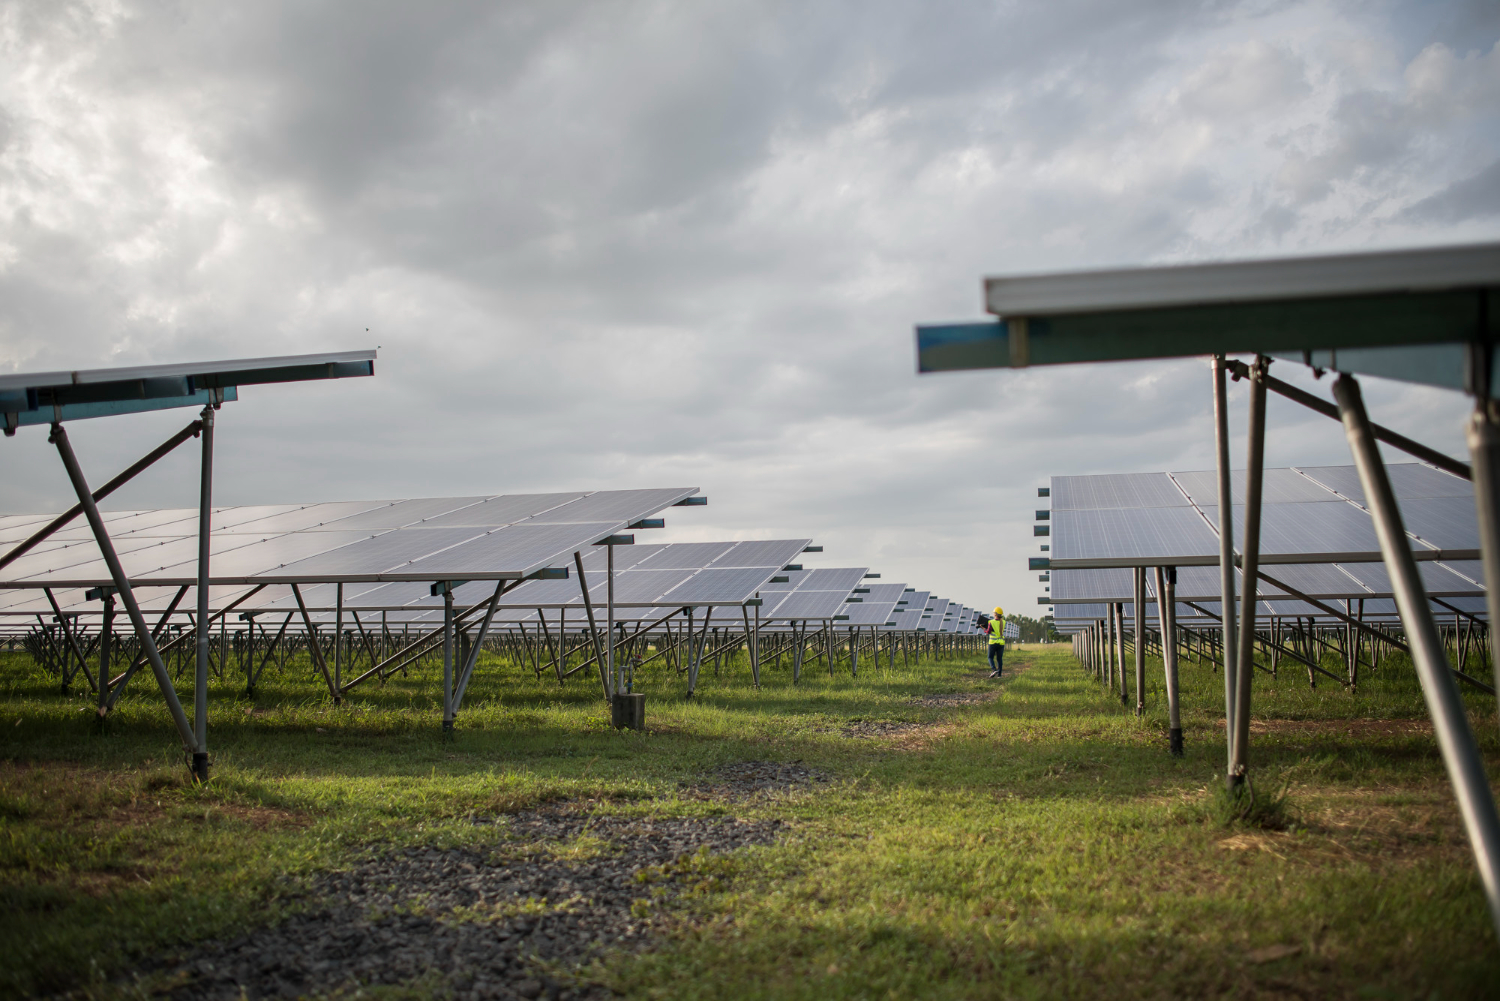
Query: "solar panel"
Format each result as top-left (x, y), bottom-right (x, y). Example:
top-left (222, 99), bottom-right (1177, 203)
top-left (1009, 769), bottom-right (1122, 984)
top-left (531, 489), bottom-right (697, 524)
top-left (660, 567), bottom-right (780, 603)
top-left (398, 522), bottom-right (620, 579)
top-left (1299, 462), bottom-right (1473, 505)
top-left (1047, 463), bottom-right (1485, 620)
top-left (1052, 507), bottom-right (1219, 563)
top-left (886, 590), bottom-right (930, 626)
top-left (1053, 472), bottom-right (1190, 510)
top-left (711, 539), bottom-right (809, 568)
top-left (586, 568), bottom-right (698, 603)
top-left (0, 489), bottom-right (700, 588)
top-left (798, 567), bottom-right (868, 591)
top-left (1396, 497), bottom-right (1480, 550)
top-left (840, 582), bottom-right (905, 626)
top-left (248, 527), bottom-right (480, 578)
top-left (842, 600), bottom-right (900, 625)
top-left (1198, 502), bottom-right (1382, 557)
top-left (1051, 463), bottom-right (1479, 569)
top-left (0, 350), bottom-right (375, 426)
top-left (860, 583), bottom-right (908, 603)
top-left (210, 501), bottom-right (392, 535)
top-left (983, 243), bottom-right (1500, 316)
top-left (414, 493), bottom-right (588, 528)
top-left (755, 564), bottom-right (867, 620)
top-left (316, 497), bottom-right (491, 531)
top-left (629, 542), bottom-right (736, 570)
top-left (1169, 467), bottom-right (1342, 507)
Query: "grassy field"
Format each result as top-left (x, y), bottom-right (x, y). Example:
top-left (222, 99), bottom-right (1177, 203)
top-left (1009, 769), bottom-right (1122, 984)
top-left (2, 637), bottom-right (1498, 999)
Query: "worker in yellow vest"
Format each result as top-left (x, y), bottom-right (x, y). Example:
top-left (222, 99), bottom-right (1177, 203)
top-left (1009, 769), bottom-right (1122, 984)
top-left (987, 605), bottom-right (1005, 678)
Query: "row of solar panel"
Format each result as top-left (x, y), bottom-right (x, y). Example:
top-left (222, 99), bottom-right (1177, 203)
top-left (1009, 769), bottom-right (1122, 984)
top-left (1039, 462), bottom-right (1484, 631)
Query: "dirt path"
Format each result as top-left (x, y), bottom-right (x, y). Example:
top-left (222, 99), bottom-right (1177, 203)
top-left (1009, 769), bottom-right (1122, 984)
top-left (837, 658), bottom-right (1034, 748)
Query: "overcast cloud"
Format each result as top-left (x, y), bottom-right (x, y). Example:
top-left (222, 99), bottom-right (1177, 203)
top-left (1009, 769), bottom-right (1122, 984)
top-left (2, 0), bottom-right (1498, 616)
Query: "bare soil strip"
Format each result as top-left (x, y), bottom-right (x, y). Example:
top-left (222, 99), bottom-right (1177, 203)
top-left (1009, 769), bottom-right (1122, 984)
top-left (128, 804), bottom-right (783, 1001)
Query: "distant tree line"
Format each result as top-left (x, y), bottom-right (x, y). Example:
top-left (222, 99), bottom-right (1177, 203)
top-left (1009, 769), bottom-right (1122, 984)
top-left (1006, 614), bottom-right (1058, 643)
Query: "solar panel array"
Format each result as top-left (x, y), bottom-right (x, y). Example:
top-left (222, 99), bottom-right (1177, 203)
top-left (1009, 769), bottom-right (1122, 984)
top-left (760, 567), bottom-right (869, 621)
top-left (1043, 463), bottom-right (1485, 630)
top-left (0, 489), bottom-right (698, 589)
top-left (1, 489), bottom-right (991, 641)
top-left (840, 582), bottom-right (907, 626)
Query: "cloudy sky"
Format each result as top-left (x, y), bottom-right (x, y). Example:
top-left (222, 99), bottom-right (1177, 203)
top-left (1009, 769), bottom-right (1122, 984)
top-left (2, 0), bottom-right (1498, 616)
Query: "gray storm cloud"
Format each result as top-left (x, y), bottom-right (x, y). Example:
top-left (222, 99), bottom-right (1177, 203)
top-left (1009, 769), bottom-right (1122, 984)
top-left (1, 0), bottom-right (1497, 615)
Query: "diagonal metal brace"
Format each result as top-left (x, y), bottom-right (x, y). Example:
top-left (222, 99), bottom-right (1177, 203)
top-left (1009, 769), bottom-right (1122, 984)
top-left (2, 420), bottom-right (204, 573)
top-left (1228, 360), bottom-right (1470, 480)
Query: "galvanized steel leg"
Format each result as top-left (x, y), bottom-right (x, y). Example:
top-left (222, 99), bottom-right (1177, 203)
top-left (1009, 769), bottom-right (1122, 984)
top-left (452, 580), bottom-right (508, 711)
top-left (1133, 567), bottom-right (1146, 716)
top-left (98, 591), bottom-right (114, 715)
top-left (442, 588), bottom-right (455, 737)
top-left (1156, 567), bottom-right (1182, 755)
top-left (1466, 402), bottom-right (1500, 715)
top-left (1229, 356), bottom-right (1268, 789)
top-left (193, 402), bottom-right (214, 782)
top-left (607, 542), bottom-right (617, 697)
top-left (573, 551), bottom-right (610, 700)
top-left (824, 620), bottom-right (834, 676)
top-left (1212, 354), bottom-right (1240, 787)
top-left (792, 621), bottom-right (805, 683)
top-left (684, 607), bottom-right (697, 696)
top-left (1112, 602), bottom-right (1126, 703)
top-left (1337, 373), bottom-right (1500, 939)
top-left (753, 599), bottom-right (761, 688)
top-left (334, 582), bottom-right (343, 694)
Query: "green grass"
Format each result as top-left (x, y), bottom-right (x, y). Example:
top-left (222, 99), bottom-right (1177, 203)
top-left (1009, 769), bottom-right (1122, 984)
top-left (1, 639), bottom-right (1497, 999)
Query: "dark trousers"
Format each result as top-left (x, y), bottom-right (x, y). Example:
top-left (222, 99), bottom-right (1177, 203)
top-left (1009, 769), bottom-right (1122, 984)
top-left (988, 643), bottom-right (1004, 673)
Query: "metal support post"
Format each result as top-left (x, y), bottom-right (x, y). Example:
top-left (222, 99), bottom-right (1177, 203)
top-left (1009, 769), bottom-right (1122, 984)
top-left (1114, 602), bottom-right (1126, 703)
top-left (607, 542), bottom-right (617, 697)
top-left (442, 586), bottom-right (455, 737)
top-left (50, 423), bottom-right (198, 760)
top-left (452, 580), bottom-right (509, 712)
top-left (1229, 356), bottom-right (1268, 788)
top-left (792, 621), bottom-right (805, 683)
top-left (1337, 372), bottom-right (1500, 939)
top-left (1156, 566), bottom-right (1182, 755)
top-left (1466, 401), bottom-right (1500, 711)
top-left (98, 591), bottom-right (114, 715)
top-left (1106, 609), bottom-right (1116, 691)
top-left (742, 604), bottom-right (762, 687)
top-left (1133, 567), bottom-right (1145, 716)
top-left (335, 582), bottom-right (343, 693)
top-left (824, 620), bottom-right (835, 676)
top-left (192, 402), bottom-right (214, 782)
top-left (1212, 354), bottom-right (1240, 786)
top-left (685, 608), bottom-right (698, 696)
top-left (573, 551), bottom-right (610, 700)
top-left (753, 598), bottom-right (761, 688)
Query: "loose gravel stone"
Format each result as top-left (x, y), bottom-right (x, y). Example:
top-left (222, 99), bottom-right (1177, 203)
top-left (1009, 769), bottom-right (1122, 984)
top-left (677, 760), bottom-right (829, 799)
top-left (121, 803), bottom-right (782, 1001)
top-left (840, 719), bottom-right (924, 739)
top-left (905, 691), bottom-right (999, 709)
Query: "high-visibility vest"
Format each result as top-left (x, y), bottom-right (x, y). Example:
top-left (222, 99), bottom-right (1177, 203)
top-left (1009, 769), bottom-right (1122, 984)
top-left (989, 619), bottom-right (1005, 645)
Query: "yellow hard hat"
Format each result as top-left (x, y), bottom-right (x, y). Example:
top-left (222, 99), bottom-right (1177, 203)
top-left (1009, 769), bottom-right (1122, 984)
top-left (993, 606), bottom-right (1003, 616)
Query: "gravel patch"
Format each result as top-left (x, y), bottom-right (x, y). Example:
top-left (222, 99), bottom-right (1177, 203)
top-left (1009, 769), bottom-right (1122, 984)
top-left (840, 719), bottom-right (924, 739)
top-left (678, 760), bottom-right (829, 799)
top-left (906, 691), bottom-right (999, 709)
top-left (131, 804), bottom-right (782, 1001)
